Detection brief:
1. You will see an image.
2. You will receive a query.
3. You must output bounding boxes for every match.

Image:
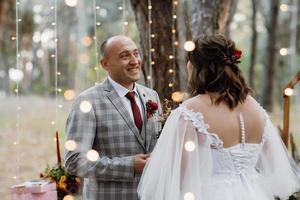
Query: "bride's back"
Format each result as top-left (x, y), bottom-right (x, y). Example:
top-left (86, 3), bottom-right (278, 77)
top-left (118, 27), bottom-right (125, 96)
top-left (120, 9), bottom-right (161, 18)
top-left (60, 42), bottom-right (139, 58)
top-left (184, 94), bottom-right (265, 148)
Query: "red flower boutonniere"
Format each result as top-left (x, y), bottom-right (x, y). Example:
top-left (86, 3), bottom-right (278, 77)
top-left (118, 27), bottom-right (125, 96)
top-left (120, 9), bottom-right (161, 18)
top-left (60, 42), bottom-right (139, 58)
top-left (234, 49), bottom-right (242, 60)
top-left (146, 100), bottom-right (158, 119)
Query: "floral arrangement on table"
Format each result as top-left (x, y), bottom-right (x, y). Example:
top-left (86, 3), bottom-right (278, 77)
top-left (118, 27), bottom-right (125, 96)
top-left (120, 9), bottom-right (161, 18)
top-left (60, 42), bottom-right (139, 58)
top-left (40, 131), bottom-right (81, 200)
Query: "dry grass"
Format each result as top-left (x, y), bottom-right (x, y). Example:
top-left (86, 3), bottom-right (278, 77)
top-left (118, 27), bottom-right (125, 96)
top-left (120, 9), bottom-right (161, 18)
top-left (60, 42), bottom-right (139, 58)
top-left (0, 96), bottom-right (299, 200)
top-left (0, 96), bottom-right (71, 200)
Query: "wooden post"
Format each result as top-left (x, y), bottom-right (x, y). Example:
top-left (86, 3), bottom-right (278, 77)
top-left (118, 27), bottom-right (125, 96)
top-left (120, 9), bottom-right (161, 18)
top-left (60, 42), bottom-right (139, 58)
top-left (282, 70), bottom-right (300, 148)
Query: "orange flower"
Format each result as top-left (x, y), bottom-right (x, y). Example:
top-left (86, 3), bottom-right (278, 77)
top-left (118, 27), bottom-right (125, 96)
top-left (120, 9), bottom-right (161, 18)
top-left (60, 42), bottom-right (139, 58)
top-left (57, 181), bottom-right (67, 191)
top-left (60, 175), bottom-right (67, 182)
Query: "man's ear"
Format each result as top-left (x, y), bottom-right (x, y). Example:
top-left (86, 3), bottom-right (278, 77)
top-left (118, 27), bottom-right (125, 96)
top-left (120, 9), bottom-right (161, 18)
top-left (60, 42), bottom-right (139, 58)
top-left (100, 58), bottom-right (108, 70)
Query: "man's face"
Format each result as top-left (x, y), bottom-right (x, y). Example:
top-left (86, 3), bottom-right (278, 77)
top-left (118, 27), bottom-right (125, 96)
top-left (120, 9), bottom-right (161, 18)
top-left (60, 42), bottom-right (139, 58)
top-left (101, 37), bottom-right (141, 89)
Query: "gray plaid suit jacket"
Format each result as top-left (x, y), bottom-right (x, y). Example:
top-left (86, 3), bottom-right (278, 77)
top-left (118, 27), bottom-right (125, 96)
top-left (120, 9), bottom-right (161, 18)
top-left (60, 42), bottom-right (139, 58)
top-left (64, 78), bottom-right (162, 200)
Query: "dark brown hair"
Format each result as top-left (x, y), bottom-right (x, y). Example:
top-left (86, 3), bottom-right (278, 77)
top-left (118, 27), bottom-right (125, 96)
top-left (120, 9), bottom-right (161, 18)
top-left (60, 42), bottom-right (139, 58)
top-left (187, 34), bottom-right (252, 109)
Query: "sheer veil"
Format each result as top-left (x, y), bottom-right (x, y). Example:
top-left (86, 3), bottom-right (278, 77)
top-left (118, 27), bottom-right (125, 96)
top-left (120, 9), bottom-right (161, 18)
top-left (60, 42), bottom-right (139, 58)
top-left (138, 106), bottom-right (300, 200)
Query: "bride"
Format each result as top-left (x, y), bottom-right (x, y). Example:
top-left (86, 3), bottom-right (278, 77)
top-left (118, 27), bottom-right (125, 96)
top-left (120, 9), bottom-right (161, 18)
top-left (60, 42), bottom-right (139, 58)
top-left (138, 34), bottom-right (300, 200)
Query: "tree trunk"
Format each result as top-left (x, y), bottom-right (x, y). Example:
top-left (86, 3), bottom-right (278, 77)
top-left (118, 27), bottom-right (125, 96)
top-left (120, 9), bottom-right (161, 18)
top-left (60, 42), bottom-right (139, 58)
top-left (177, 0), bottom-right (192, 92)
top-left (249, 0), bottom-right (258, 91)
top-left (130, 0), bottom-right (179, 100)
top-left (224, 0), bottom-right (238, 37)
top-left (262, 0), bottom-right (279, 111)
top-left (0, 0), bottom-right (14, 95)
top-left (189, 0), bottom-right (238, 37)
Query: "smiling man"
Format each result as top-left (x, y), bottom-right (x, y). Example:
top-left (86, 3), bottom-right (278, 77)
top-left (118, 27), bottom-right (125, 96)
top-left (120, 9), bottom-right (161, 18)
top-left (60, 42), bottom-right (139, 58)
top-left (64, 35), bottom-right (162, 200)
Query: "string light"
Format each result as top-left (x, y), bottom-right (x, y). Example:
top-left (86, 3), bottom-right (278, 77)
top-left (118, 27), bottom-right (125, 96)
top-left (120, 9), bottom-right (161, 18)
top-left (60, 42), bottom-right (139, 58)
top-left (13, 0), bottom-right (21, 183)
top-left (93, 0), bottom-right (100, 81)
top-left (169, 0), bottom-right (178, 91)
top-left (122, 0), bottom-right (127, 34)
top-left (148, 0), bottom-right (153, 89)
top-left (53, 0), bottom-right (59, 132)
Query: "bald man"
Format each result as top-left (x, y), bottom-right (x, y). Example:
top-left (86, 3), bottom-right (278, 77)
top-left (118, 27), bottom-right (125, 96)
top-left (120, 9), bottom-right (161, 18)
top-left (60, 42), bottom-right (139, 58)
top-left (64, 35), bottom-right (162, 200)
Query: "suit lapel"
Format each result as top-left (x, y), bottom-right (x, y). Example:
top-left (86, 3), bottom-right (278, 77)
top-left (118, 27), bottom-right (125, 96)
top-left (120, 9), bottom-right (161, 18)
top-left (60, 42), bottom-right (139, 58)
top-left (137, 85), bottom-right (153, 152)
top-left (104, 79), bottom-right (145, 149)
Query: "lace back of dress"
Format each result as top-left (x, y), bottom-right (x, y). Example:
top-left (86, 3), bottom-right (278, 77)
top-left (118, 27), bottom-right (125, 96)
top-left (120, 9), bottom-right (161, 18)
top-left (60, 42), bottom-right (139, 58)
top-left (238, 113), bottom-right (246, 148)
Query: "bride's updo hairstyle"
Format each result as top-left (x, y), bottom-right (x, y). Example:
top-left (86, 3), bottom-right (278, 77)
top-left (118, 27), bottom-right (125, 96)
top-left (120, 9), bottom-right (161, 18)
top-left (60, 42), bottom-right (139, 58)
top-left (187, 34), bottom-right (252, 109)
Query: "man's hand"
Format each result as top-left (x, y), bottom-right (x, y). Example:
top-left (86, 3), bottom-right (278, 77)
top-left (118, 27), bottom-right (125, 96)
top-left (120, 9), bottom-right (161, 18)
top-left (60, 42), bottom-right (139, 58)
top-left (134, 154), bottom-right (150, 174)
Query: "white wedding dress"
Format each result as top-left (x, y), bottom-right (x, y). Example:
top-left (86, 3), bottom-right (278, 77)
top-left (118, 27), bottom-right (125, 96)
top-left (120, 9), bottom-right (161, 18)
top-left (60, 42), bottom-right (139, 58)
top-left (138, 105), bottom-right (300, 200)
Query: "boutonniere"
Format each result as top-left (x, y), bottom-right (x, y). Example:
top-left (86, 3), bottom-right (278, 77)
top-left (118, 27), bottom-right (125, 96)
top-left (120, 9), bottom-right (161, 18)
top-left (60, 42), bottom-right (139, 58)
top-left (146, 100), bottom-right (158, 119)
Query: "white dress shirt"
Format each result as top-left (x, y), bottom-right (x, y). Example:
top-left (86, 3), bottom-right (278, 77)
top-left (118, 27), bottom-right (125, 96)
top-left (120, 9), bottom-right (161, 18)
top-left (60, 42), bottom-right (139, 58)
top-left (108, 76), bottom-right (144, 123)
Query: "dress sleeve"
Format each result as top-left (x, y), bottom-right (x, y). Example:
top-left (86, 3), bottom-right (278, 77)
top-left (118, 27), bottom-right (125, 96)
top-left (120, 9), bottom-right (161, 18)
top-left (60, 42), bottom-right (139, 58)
top-left (138, 108), bottom-right (213, 200)
top-left (256, 113), bottom-right (300, 199)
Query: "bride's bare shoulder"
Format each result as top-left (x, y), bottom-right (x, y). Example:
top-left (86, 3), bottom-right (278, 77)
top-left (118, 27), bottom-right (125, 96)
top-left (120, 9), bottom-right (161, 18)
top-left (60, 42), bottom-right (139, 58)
top-left (182, 95), bottom-right (210, 111)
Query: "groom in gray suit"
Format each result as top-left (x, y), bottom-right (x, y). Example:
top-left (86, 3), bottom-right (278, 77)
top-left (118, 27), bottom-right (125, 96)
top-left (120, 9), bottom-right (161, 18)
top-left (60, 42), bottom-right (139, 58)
top-left (64, 35), bottom-right (162, 200)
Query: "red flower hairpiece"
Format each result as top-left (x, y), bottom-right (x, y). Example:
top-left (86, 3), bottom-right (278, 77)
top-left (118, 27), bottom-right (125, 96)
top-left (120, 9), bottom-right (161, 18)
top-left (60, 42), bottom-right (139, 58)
top-left (234, 49), bottom-right (242, 60)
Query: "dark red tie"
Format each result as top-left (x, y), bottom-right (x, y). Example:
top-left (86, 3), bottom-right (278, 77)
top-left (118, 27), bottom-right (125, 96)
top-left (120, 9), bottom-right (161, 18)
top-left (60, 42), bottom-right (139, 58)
top-left (125, 91), bottom-right (143, 133)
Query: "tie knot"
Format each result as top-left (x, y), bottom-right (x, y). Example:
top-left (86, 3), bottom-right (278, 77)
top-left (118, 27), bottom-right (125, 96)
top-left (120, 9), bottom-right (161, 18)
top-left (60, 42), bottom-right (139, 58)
top-left (125, 91), bottom-right (136, 101)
